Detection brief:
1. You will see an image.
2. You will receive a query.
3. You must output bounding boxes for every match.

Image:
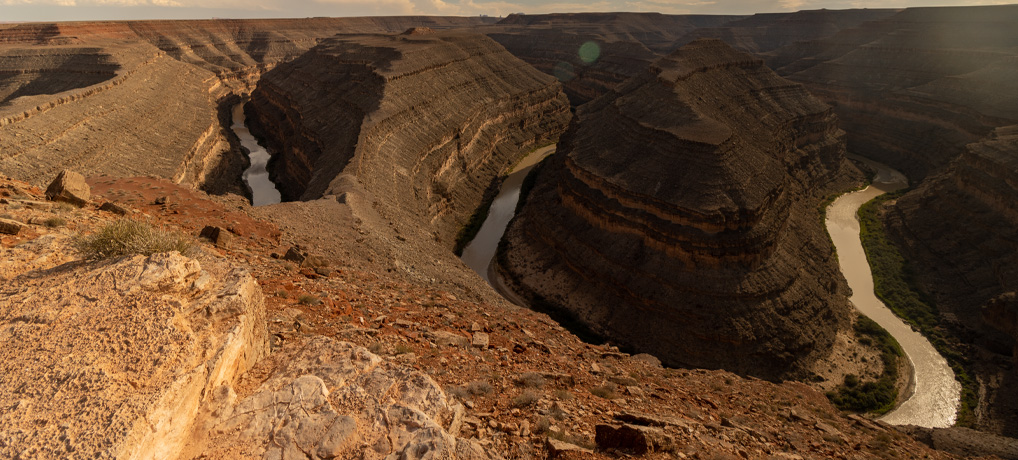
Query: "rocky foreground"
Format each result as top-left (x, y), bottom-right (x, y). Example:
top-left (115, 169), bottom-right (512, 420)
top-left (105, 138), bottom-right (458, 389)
top-left (496, 39), bottom-right (853, 381)
top-left (1, 169), bottom-right (991, 460)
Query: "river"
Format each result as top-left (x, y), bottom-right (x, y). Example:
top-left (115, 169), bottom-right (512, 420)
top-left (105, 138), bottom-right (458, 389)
top-left (460, 145), bottom-right (555, 282)
top-left (825, 155), bottom-right (960, 427)
top-left (231, 103), bottom-right (282, 206)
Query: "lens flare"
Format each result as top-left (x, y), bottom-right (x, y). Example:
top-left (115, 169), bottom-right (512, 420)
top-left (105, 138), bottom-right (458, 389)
top-left (579, 41), bottom-right (600, 64)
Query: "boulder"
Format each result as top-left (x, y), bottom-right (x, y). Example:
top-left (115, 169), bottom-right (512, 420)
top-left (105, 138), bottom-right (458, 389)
top-left (44, 170), bottom-right (90, 206)
top-left (0, 250), bottom-right (267, 459)
top-left (595, 423), bottom-right (675, 454)
top-left (199, 225), bottom-right (233, 249)
top-left (0, 218), bottom-right (23, 235)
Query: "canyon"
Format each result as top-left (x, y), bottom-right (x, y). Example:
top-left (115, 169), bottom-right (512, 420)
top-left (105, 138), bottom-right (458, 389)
top-left (1, 6), bottom-right (1017, 459)
top-left (495, 38), bottom-right (853, 381)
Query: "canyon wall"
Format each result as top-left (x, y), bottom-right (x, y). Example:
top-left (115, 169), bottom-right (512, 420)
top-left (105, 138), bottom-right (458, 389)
top-left (769, 5), bottom-right (1018, 180)
top-left (496, 39), bottom-right (851, 381)
top-left (246, 29), bottom-right (570, 248)
top-left (885, 126), bottom-right (1018, 435)
top-left (484, 13), bottom-right (742, 106)
top-left (676, 8), bottom-right (899, 54)
top-left (0, 17), bottom-right (493, 195)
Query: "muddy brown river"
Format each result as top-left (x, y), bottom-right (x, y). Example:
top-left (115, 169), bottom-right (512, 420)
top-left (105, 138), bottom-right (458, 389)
top-left (461, 145), bottom-right (555, 282)
top-left (826, 155), bottom-right (960, 427)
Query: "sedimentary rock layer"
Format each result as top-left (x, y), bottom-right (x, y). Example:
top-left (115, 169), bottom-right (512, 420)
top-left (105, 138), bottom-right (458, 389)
top-left (770, 5), bottom-right (1018, 179)
top-left (676, 8), bottom-right (899, 54)
top-left (0, 17), bottom-right (494, 194)
top-left (497, 39), bottom-right (851, 380)
top-left (885, 126), bottom-right (1018, 435)
top-left (485, 13), bottom-right (742, 106)
top-left (247, 30), bottom-right (570, 247)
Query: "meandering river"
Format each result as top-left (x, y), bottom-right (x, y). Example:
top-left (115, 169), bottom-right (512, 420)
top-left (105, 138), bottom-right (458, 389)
top-left (231, 103), bottom-right (282, 206)
top-left (461, 145), bottom-right (555, 282)
top-left (826, 155), bottom-right (960, 427)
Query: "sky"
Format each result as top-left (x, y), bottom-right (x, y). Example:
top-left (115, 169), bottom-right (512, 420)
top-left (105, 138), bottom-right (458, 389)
top-left (0, 0), bottom-right (1013, 22)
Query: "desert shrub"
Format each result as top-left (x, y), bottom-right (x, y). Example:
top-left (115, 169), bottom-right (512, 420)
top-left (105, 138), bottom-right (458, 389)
top-left (517, 372), bottom-right (546, 388)
top-left (298, 294), bottom-right (321, 306)
top-left (467, 380), bottom-right (493, 396)
top-left (394, 344), bottom-right (413, 355)
top-left (553, 389), bottom-right (574, 401)
top-left (512, 390), bottom-right (541, 408)
top-left (367, 342), bottom-right (385, 354)
top-left (448, 385), bottom-right (469, 400)
top-left (74, 218), bottom-right (194, 260)
top-left (589, 384), bottom-right (618, 399)
top-left (43, 217), bottom-right (66, 228)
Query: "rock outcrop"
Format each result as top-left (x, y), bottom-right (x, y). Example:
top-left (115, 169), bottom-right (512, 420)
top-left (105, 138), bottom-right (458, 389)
top-left (196, 338), bottom-right (500, 459)
top-left (496, 39), bottom-right (851, 380)
top-left (0, 248), bottom-right (268, 458)
top-left (884, 126), bottom-right (1018, 435)
top-left (769, 5), bottom-right (1018, 179)
top-left (247, 30), bottom-right (570, 248)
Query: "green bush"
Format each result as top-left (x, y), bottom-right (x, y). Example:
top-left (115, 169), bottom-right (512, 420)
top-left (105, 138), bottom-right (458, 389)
top-left (827, 314), bottom-right (903, 414)
top-left (74, 218), bottom-right (194, 260)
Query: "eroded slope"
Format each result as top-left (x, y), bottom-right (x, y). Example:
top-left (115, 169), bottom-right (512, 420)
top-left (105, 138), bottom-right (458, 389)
top-left (497, 39), bottom-right (852, 381)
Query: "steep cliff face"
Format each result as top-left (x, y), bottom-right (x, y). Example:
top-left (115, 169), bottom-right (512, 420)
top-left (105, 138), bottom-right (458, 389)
top-left (885, 126), bottom-right (1018, 435)
top-left (247, 30), bottom-right (570, 248)
top-left (0, 18), bottom-right (494, 196)
top-left (496, 39), bottom-right (851, 381)
top-left (485, 13), bottom-right (742, 106)
top-left (769, 5), bottom-right (1018, 179)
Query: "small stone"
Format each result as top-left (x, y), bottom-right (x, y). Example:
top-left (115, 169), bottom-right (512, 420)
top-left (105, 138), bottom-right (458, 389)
top-left (282, 246), bottom-right (307, 265)
top-left (471, 332), bottom-right (489, 349)
top-left (546, 438), bottom-right (592, 457)
top-left (470, 321), bottom-right (482, 332)
top-left (45, 170), bottom-right (90, 206)
top-left (154, 196), bottom-right (168, 205)
top-left (98, 201), bottom-right (129, 215)
top-left (590, 362), bottom-right (601, 374)
top-left (199, 225), bottom-right (233, 249)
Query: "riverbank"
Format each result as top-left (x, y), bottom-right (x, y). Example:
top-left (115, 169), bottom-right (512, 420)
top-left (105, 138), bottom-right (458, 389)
top-left (825, 156), bottom-right (961, 427)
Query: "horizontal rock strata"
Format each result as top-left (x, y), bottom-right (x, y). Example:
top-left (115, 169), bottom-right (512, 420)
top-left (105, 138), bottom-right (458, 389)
top-left (497, 39), bottom-right (851, 380)
top-left (769, 5), bottom-right (1018, 179)
top-left (247, 30), bottom-right (570, 246)
top-left (885, 126), bottom-right (1018, 435)
top-left (676, 8), bottom-right (900, 54)
top-left (0, 17), bottom-right (495, 194)
top-left (485, 13), bottom-right (742, 106)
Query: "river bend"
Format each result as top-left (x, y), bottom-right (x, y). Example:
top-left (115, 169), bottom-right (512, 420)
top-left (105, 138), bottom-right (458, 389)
top-left (826, 156), bottom-right (960, 427)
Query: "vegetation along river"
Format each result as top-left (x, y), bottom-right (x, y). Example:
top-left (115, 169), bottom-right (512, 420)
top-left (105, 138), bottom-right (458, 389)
top-left (232, 103), bottom-right (282, 206)
top-left (826, 156), bottom-right (960, 427)
top-left (461, 146), bottom-right (960, 427)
